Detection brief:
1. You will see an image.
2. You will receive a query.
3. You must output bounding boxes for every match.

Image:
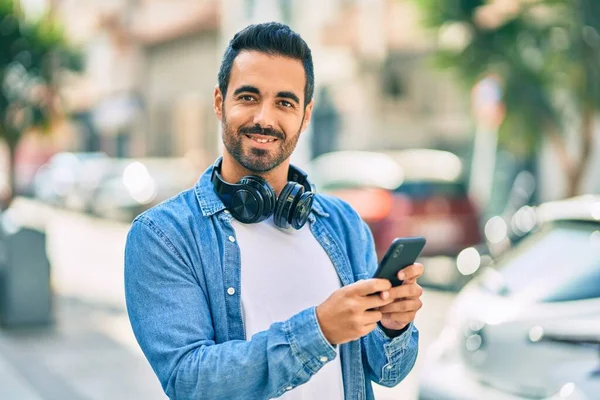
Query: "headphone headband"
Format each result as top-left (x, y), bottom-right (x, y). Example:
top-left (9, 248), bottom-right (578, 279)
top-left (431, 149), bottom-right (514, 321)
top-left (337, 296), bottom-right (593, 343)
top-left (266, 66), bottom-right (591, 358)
top-left (211, 157), bottom-right (312, 193)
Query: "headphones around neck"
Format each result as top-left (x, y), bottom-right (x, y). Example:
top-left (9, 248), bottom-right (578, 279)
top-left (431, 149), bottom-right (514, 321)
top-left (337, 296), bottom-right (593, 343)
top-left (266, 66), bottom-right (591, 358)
top-left (211, 157), bottom-right (315, 230)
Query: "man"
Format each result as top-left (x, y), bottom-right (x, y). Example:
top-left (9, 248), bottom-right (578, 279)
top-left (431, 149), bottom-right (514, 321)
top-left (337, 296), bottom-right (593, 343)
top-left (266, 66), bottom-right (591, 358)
top-left (125, 22), bottom-right (424, 399)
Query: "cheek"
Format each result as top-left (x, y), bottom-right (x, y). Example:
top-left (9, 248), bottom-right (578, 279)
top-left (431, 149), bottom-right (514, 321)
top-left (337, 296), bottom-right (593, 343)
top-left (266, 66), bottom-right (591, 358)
top-left (227, 105), bottom-right (246, 119)
top-left (223, 106), bottom-right (248, 129)
top-left (281, 114), bottom-right (304, 134)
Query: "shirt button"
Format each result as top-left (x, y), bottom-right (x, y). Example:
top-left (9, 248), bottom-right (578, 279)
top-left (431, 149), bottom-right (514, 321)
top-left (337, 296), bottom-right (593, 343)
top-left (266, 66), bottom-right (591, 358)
top-left (224, 210), bottom-right (230, 214)
top-left (319, 356), bottom-right (328, 363)
top-left (228, 236), bottom-right (236, 243)
top-left (386, 365), bottom-right (393, 370)
top-left (286, 386), bottom-right (293, 391)
top-left (227, 287), bottom-right (236, 295)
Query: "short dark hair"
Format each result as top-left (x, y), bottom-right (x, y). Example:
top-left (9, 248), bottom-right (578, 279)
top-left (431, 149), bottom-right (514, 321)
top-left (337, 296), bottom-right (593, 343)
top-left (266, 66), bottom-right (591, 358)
top-left (217, 22), bottom-right (314, 107)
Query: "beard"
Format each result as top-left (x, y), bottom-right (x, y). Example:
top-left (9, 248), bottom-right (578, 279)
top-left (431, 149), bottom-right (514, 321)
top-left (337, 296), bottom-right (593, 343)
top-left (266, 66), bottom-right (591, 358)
top-left (221, 109), bottom-right (304, 173)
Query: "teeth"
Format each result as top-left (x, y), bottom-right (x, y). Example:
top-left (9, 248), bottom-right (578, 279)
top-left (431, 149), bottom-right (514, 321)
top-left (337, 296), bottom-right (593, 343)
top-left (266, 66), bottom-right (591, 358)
top-left (250, 136), bottom-right (275, 143)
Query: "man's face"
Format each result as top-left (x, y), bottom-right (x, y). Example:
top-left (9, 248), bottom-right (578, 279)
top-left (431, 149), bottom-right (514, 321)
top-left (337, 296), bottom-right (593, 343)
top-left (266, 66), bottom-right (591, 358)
top-left (214, 51), bottom-right (313, 173)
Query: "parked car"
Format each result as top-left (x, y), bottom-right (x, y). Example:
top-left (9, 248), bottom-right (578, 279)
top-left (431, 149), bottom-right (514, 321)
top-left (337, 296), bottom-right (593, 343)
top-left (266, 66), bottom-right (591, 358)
top-left (90, 157), bottom-right (200, 221)
top-left (33, 153), bottom-right (201, 221)
top-left (419, 195), bottom-right (600, 400)
top-left (32, 152), bottom-right (111, 209)
top-left (308, 150), bottom-right (482, 288)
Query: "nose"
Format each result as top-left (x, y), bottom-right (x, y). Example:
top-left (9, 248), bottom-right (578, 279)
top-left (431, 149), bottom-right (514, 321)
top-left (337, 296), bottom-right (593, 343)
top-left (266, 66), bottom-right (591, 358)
top-left (252, 103), bottom-right (276, 129)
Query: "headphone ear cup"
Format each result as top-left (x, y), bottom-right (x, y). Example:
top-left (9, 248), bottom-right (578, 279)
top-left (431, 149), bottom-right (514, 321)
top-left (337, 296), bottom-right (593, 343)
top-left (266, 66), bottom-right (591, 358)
top-left (291, 191), bottom-right (314, 230)
top-left (274, 183), bottom-right (304, 229)
top-left (239, 176), bottom-right (277, 222)
top-left (229, 186), bottom-right (265, 223)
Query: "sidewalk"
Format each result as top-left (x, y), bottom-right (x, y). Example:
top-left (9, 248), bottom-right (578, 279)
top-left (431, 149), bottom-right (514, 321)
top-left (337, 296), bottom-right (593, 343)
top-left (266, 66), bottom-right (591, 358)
top-left (0, 352), bottom-right (43, 400)
top-left (0, 297), bottom-right (165, 400)
top-left (0, 198), bottom-right (165, 400)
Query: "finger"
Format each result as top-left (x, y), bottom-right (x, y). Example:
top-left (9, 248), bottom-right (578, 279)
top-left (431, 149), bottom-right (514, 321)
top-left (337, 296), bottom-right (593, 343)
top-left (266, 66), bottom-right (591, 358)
top-left (348, 278), bottom-right (392, 296)
top-left (361, 322), bottom-right (378, 336)
top-left (378, 299), bottom-right (422, 314)
top-left (388, 283), bottom-right (423, 300)
top-left (380, 289), bottom-right (397, 302)
top-left (397, 263), bottom-right (424, 281)
top-left (381, 311), bottom-right (417, 327)
top-left (363, 293), bottom-right (395, 310)
top-left (362, 310), bottom-right (384, 325)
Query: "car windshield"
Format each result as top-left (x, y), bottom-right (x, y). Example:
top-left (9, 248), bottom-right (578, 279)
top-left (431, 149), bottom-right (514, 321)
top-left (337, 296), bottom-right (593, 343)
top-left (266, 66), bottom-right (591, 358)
top-left (481, 221), bottom-right (600, 303)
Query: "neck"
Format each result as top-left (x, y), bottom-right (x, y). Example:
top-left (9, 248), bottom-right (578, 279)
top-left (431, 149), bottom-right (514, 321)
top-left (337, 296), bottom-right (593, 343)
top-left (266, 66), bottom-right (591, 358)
top-left (220, 152), bottom-right (290, 195)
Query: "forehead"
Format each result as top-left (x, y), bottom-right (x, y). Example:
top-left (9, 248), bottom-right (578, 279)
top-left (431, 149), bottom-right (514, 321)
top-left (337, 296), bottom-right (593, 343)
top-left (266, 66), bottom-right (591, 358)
top-left (228, 50), bottom-right (306, 99)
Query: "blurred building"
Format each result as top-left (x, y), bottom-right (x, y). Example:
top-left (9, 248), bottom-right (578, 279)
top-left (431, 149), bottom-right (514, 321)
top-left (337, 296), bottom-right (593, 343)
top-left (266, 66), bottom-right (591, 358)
top-left (130, 0), bottom-right (220, 164)
top-left (51, 0), bottom-right (600, 207)
top-left (56, 0), bottom-right (221, 167)
top-left (55, 0), bottom-right (471, 161)
top-left (223, 0), bottom-right (472, 160)
top-left (4, 0), bottom-right (596, 229)
top-left (56, 0), bottom-right (143, 157)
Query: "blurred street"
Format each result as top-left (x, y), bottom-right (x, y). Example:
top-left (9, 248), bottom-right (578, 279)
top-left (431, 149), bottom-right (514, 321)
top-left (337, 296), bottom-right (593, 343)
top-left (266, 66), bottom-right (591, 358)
top-left (0, 199), bottom-right (165, 400)
top-left (1, 0), bottom-right (599, 398)
top-left (0, 198), bottom-right (454, 400)
top-left (0, 299), bottom-right (164, 400)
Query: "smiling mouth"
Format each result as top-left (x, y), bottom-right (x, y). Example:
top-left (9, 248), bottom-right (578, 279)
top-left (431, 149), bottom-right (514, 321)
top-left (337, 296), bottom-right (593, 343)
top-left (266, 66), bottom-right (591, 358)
top-left (245, 134), bottom-right (278, 144)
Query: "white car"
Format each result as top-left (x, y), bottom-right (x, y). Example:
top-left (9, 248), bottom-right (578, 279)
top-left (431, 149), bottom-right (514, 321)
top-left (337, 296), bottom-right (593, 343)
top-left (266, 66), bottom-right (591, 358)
top-left (32, 152), bottom-right (110, 209)
top-left (419, 195), bottom-right (600, 400)
top-left (90, 157), bottom-right (200, 221)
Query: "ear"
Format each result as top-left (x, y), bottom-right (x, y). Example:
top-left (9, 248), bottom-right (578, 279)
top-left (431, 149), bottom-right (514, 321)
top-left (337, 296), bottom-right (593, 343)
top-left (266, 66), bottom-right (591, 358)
top-left (300, 100), bottom-right (314, 133)
top-left (213, 85), bottom-right (224, 120)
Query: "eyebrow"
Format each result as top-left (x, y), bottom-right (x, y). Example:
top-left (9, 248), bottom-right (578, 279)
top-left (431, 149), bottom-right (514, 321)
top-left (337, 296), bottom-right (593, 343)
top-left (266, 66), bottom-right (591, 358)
top-left (276, 91), bottom-right (300, 105)
top-left (232, 85), bottom-right (301, 105)
top-left (233, 85), bottom-right (260, 96)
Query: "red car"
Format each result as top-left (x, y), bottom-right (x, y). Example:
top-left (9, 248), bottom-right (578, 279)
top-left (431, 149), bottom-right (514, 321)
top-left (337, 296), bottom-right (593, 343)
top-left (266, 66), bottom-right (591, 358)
top-left (309, 150), bottom-right (482, 263)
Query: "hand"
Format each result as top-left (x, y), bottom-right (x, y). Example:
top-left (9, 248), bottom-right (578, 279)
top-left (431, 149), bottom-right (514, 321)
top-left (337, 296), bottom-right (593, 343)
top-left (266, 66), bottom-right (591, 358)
top-left (316, 279), bottom-right (395, 345)
top-left (378, 263), bottom-right (424, 331)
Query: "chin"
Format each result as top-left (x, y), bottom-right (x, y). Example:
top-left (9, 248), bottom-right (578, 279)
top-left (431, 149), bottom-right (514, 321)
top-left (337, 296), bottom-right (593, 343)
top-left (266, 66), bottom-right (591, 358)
top-left (239, 155), bottom-right (277, 173)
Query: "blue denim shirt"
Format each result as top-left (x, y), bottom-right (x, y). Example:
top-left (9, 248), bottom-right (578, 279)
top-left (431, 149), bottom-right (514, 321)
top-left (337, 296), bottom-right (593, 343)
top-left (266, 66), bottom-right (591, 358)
top-left (124, 165), bottom-right (419, 400)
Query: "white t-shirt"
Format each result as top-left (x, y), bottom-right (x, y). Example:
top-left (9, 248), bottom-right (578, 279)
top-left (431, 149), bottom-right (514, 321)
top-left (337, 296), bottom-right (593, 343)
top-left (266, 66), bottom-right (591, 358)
top-left (231, 216), bottom-right (344, 400)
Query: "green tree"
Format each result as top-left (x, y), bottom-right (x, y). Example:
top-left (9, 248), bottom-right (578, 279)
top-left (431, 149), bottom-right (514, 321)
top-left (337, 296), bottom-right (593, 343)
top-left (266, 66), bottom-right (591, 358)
top-left (0, 0), bottom-right (82, 207)
top-left (415, 0), bottom-right (600, 197)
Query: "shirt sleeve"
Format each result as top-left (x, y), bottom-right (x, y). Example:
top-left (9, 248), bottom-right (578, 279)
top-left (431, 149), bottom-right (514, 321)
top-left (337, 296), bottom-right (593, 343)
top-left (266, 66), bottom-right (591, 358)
top-left (124, 218), bottom-right (337, 399)
top-left (357, 220), bottom-right (419, 387)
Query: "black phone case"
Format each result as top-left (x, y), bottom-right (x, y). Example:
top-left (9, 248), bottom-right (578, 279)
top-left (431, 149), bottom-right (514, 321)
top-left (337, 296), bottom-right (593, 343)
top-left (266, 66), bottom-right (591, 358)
top-left (372, 237), bottom-right (426, 287)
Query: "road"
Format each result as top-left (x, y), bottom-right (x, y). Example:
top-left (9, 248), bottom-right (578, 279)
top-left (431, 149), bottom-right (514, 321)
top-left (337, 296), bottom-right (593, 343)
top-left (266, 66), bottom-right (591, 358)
top-left (5, 198), bottom-right (456, 399)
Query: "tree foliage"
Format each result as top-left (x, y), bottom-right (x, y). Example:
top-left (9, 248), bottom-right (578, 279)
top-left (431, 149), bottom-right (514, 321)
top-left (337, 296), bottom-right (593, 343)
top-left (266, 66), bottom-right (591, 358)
top-left (0, 0), bottom-right (82, 205)
top-left (415, 0), bottom-right (600, 196)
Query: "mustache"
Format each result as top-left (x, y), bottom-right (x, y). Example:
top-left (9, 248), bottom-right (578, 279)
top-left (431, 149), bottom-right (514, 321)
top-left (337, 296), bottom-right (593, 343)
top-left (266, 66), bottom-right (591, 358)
top-left (239, 125), bottom-right (285, 140)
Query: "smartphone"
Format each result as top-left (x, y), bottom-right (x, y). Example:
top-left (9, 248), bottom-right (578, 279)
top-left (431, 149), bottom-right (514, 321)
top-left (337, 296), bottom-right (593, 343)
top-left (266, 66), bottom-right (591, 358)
top-left (372, 237), bottom-right (426, 287)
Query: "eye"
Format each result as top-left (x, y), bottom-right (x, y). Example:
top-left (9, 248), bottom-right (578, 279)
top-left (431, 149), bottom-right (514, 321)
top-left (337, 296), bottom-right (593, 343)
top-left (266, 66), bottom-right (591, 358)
top-left (279, 100), bottom-right (293, 108)
top-left (239, 95), bottom-right (256, 102)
